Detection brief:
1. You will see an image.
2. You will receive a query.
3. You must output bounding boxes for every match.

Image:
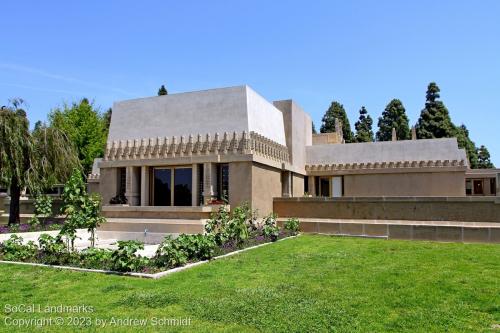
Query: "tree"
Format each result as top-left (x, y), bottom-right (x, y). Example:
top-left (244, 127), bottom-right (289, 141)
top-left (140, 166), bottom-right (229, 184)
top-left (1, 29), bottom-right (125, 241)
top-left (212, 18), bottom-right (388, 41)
top-left (0, 99), bottom-right (80, 225)
top-left (48, 98), bottom-right (107, 175)
top-left (354, 106), bottom-right (374, 142)
top-left (477, 145), bottom-right (494, 169)
top-left (312, 122), bottom-right (317, 134)
top-left (320, 101), bottom-right (354, 142)
top-left (376, 99), bottom-right (410, 141)
top-left (415, 82), bottom-right (456, 139)
top-left (455, 124), bottom-right (479, 169)
top-left (158, 85), bottom-right (168, 96)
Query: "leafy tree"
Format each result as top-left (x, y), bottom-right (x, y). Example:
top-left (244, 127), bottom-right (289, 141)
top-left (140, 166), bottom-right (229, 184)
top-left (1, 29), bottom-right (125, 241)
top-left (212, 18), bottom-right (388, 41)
top-left (158, 85), bottom-right (168, 96)
top-left (0, 99), bottom-right (80, 225)
top-left (48, 98), bottom-right (107, 174)
top-left (455, 124), bottom-right (479, 169)
top-left (354, 106), bottom-right (374, 142)
top-left (376, 99), bottom-right (410, 141)
top-left (415, 82), bottom-right (456, 139)
top-left (320, 101), bottom-right (354, 142)
top-left (477, 145), bottom-right (494, 169)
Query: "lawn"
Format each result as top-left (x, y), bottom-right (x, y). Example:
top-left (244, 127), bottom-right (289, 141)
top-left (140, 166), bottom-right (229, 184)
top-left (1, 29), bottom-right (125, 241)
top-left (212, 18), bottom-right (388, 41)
top-left (0, 234), bottom-right (498, 332)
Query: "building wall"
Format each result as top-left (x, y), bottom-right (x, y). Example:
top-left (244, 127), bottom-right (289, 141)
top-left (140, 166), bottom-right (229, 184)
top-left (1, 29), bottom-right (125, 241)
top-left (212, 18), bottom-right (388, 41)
top-left (343, 171), bottom-right (465, 196)
top-left (274, 197), bottom-right (500, 222)
top-left (292, 173), bottom-right (305, 197)
top-left (228, 162), bottom-right (253, 209)
top-left (99, 167), bottom-right (118, 205)
top-left (251, 163), bottom-right (282, 216)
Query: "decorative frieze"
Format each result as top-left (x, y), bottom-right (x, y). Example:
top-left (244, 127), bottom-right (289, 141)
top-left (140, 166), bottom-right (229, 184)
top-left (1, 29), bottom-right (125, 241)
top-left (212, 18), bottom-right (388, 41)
top-left (104, 131), bottom-right (289, 163)
top-left (305, 159), bottom-right (466, 172)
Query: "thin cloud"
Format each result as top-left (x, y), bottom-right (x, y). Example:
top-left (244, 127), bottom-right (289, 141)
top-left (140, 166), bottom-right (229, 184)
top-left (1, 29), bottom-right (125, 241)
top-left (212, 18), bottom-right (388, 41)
top-left (0, 82), bottom-right (87, 95)
top-left (0, 63), bottom-right (135, 96)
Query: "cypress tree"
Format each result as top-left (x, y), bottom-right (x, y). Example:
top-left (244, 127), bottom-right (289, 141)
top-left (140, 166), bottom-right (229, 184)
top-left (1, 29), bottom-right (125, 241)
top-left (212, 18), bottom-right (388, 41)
top-left (477, 145), bottom-right (494, 169)
top-left (415, 82), bottom-right (455, 139)
top-left (354, 106), bottom-right (374, 142)
top-left (158, 85), bottom-right (168, 96)
top-left (320, 101), bottom-right (353, 142)
top-left (455, 124), bottom-right (479, 169)
top-left (376, 99), bottom-right (410, 141)
top-left (312, 122), bottom-right (317, 134)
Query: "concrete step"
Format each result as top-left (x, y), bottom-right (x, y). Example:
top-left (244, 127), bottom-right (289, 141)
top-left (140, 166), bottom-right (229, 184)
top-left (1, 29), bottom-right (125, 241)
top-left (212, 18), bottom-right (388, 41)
top-left (278, 218), bottom-right (500, 243)
top-left (99, 218), bottom-right (206, 234)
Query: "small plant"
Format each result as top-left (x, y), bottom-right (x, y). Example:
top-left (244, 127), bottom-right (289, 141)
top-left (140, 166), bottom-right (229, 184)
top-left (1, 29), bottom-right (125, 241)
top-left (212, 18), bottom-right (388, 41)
top-left (175, 234), bottom-right (216, 260)
top-left (205, 205), bottom-right (231, 245)
top-left (38, 234), bottom-right (70, 265)
top-left (262, 213), bottom-right (280, 242)
top-left (284, 218), bottom-right (300, 235)
top-left (111, 240), bottom-right (148, 272)
top-left (33, 194), bottom-right (53, 226)
top-left (80, 247), bottom-right (113, 269)
top-left (154, 236), bottom-right (188, 269)
top-left (0, 235), bottom-right (38, 261)
top-left (82, 194), bottom-right (106, 247)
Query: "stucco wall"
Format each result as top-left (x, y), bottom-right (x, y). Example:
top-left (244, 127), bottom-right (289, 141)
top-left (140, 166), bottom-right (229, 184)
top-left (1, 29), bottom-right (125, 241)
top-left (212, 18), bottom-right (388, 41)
top-left (228, 162), bottom-right (253, 209)
top-left (99, 168), bottom-right (118, 205)
top-left (343, 172), bottom-right (465, 196)
top-left (292, 173), bottom-right (305, 197)
top-left (274, 197), bottom-right (500, 223)
top-left (109, 85), bottom-right (286, 146)
top-left (273, 99), bottom-right (312, 174)
top-left (252, 163), bottom-right (282, 216)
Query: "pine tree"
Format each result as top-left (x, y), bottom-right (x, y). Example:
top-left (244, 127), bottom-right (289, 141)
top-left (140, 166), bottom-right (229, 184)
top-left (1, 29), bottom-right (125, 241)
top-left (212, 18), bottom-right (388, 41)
top-left (415, 82), bottom-right (455, 139)
top-left (158, 85), bottom-right (168, 96)
top-left (354, 106), bottom-right (374, 142)
top-left (477, 145), bottom-right (494, 169)
top-left (376, 99), bottom-right (410, 141)
top-left (320, 101), bottom-right (353, 142)
top-left (455, 124), bottom-right (479, 169)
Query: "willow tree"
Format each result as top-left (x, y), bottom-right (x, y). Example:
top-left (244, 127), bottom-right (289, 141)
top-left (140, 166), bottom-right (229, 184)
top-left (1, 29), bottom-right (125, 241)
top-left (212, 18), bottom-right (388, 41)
top-left (0, 99), bottom-right (80, 225)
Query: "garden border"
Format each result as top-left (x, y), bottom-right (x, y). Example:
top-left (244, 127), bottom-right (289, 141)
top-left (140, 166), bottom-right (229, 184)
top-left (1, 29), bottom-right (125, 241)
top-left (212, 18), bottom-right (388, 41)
top-left (0, 234), bottom-right (299, 279)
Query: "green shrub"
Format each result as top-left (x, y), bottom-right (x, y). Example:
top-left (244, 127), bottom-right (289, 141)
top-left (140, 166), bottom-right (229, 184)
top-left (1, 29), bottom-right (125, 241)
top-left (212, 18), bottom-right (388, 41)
top-left (80, 247), bottom-right (113, 270)
top-left (154, 236), bottom-right (188, 269)
top-left (205, 202), bottom-right (256, 246)
top-left (33, 194), bottom-right (53, 225)
top-left (175, 234), bottom-right (216, 260)
top-left (284, 218), bottom-right (300, 234)
top-left (38, 234), bottom-right (75, 265)
top-left (262, 213), bottom-right (280, 242)
top-left (111, 240), bottom-right (148, 272)
top-left (0, 235), bottom-right (38, 261)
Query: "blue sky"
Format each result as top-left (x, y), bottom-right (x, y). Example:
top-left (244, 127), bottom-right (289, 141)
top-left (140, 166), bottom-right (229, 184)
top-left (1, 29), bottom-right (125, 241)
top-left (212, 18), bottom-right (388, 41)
top-left (1, 1), bottom-right (499, 165)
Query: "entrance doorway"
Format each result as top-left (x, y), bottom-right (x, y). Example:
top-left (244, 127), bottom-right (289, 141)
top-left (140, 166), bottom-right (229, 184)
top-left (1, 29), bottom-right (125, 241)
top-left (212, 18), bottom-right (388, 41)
top-left (152, 167), bottom-right (192, 206)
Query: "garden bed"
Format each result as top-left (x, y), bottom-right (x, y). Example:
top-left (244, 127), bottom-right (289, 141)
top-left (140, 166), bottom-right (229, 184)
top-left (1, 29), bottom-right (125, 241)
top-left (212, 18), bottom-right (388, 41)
top-left (0, 234), bottom-right (298, 279)
top-left (0, 218), bottom-right (64, 234)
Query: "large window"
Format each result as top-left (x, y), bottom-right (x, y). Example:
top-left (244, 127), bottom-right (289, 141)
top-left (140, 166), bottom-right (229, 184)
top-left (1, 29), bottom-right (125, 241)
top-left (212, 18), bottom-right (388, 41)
top-left (491, 178), bottom-right (497, 195)
top-left (152, 167), bottom-right (192, 206)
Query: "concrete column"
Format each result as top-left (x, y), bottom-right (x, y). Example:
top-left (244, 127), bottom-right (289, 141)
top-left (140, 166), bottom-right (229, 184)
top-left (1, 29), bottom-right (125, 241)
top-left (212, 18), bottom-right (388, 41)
top-left (140, 166), bottom-right (149, 206)
top-left (203, 163), bottom-right (217, 204)
top-left (192, 164), bottom-right (198, 206)
top-left (282, 171), bottom-right (292, 197)
top-left (125, 166), bottom-right (140, 206)
top-left (308, 176), bottom-right (316, 197)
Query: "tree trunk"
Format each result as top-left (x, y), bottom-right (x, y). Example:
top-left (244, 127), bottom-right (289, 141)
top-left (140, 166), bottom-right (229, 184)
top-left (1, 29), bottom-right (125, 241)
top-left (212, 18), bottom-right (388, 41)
top-left (8, 177), bottom-right (21, 225)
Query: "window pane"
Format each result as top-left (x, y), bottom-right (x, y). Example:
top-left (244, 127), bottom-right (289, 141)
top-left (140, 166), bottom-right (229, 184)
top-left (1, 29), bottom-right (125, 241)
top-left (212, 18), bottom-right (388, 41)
top-left (154, 169), bottom-right (171, 206)
top-left (174, 168), bottom-right (192, 206)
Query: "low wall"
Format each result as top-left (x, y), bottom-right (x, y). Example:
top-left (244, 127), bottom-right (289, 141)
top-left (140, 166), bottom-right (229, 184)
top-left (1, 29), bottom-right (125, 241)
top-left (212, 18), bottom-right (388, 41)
top-left (3, 198), bottom-right (63, 215)
top-left (274, 197), bottom-right (500, 223)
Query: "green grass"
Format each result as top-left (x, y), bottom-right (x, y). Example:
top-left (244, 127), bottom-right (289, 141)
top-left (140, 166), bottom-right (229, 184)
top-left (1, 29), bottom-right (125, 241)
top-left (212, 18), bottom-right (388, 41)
top-left (0, 235), bottom-right (498, 332)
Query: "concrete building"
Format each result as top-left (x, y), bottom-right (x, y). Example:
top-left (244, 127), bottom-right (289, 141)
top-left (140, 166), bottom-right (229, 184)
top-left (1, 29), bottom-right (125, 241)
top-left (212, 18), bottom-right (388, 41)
top-left (90, 85), bottom-right (495, 241)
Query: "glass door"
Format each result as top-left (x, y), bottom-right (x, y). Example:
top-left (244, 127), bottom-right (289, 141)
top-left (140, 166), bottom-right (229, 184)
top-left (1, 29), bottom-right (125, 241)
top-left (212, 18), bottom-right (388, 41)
top-left (174, 168), bottom-right (192, 206)
top-left (152, 167), bottom-right (192, 206)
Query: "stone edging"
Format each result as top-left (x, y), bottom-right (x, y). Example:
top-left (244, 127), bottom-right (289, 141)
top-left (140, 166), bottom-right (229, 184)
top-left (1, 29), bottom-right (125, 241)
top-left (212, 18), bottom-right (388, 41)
top-left (0, 235), bottom-right (299, 279)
